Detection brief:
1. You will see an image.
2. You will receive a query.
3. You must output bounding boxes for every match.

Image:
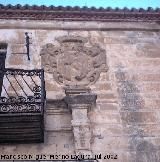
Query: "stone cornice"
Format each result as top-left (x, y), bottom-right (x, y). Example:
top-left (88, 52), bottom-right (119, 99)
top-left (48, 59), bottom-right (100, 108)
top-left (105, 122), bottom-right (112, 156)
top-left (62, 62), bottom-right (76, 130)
top-left (0, 4), bottom-right (159, 23)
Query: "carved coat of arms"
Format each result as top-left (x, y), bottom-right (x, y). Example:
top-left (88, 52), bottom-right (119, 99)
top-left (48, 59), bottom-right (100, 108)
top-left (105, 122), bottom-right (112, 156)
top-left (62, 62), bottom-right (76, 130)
top-left (40, 36), bottom-right (108, 86)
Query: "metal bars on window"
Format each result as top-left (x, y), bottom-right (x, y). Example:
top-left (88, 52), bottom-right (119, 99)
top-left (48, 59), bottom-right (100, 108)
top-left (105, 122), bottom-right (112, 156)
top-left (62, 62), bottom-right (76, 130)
top-left (0, 68), bottom-right (45, 114)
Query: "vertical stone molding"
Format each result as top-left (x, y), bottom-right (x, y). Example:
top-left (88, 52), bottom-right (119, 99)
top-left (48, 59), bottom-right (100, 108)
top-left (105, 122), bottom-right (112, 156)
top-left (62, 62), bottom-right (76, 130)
top-left (64, 87), bottom-right (97, 156)
top-left (0, 43), bottom-right (7, 96)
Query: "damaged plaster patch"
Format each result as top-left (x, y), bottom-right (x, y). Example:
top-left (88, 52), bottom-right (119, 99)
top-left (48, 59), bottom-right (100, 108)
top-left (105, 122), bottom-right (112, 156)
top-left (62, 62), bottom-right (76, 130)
top-left (115, 66), bottom-right (160, 162)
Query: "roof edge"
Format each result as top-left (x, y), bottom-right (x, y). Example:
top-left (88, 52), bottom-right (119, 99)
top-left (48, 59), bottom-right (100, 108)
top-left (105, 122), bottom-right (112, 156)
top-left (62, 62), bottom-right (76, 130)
top-left (0, 4), bottom-right (159, 23)
top-left (0, 4), bottom-right (160, 12)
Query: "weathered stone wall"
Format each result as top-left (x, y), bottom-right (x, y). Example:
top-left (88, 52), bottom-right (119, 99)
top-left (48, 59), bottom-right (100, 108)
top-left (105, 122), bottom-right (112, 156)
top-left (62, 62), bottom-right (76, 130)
top-left (0, 20), bottom-right (160, 162)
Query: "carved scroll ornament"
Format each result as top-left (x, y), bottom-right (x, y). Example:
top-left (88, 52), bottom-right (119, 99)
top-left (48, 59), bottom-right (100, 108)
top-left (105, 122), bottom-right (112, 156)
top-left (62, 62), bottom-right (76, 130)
top-left (40, 36), bottom-right (108, 86)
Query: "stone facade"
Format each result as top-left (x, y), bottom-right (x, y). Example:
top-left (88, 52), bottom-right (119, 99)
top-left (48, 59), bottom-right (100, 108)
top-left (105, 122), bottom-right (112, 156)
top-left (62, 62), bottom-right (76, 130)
top-left (0, 12), bottom-right (160, 162)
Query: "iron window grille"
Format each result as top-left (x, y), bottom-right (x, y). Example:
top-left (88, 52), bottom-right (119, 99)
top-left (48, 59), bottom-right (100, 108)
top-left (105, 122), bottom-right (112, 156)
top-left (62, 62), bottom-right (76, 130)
top-left (0, 68), bottom-right (46, 143)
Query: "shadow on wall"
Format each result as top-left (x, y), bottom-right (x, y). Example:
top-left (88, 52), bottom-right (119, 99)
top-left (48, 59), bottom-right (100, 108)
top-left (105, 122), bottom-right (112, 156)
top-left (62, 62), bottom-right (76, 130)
top-left (115, 65), bottom-right (160, 162)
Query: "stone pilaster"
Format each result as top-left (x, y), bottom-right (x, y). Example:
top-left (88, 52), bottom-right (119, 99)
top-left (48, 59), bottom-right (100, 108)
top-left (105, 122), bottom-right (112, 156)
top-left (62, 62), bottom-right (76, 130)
top-left (64, 87), bottom-right (97, 156)
top-left (0, 43), bottom-right (7, 96)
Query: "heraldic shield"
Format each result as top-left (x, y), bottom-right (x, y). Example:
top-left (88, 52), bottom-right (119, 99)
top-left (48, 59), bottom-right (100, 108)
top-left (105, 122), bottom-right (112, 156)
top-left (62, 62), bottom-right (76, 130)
top-left (40, 36), bottom-right (108, 86)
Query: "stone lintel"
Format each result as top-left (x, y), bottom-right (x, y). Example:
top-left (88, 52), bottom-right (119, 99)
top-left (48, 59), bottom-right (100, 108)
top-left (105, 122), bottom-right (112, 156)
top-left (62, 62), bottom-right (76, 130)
top-left (46, 99), bottom-right (68, 109)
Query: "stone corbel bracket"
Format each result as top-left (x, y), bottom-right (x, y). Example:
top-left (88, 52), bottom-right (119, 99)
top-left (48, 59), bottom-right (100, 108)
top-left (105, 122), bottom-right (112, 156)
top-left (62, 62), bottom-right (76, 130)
top-left (64, 87), bottom-right (97, 156)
